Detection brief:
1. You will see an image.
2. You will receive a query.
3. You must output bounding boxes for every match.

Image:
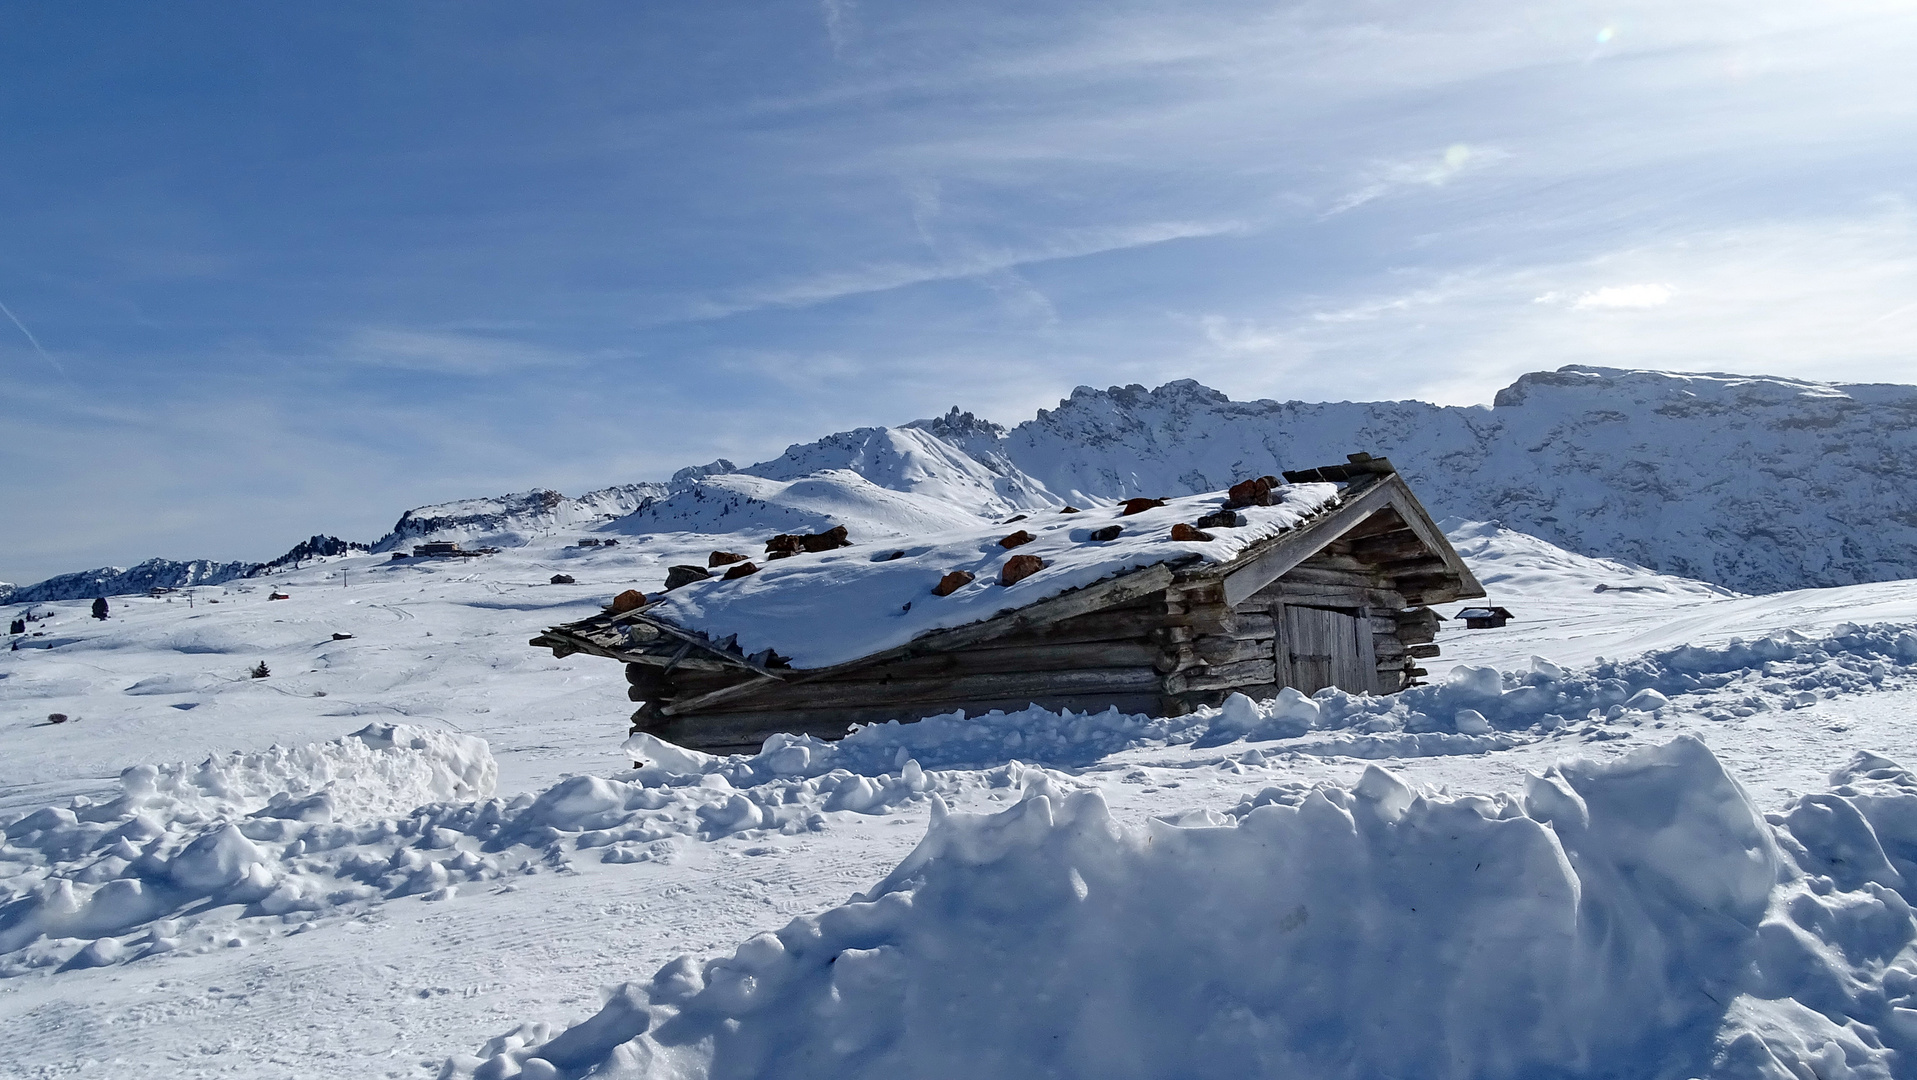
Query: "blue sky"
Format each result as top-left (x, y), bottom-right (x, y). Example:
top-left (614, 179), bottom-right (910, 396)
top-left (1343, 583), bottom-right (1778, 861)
top-left (3, 0), bottom-right (1914, 583)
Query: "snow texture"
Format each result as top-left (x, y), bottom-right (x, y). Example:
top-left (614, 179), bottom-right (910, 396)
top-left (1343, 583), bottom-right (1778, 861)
top-left (445, 736), bottom-right (1917, 1080)
top-left (640, 483), bottom-right (1339, 669)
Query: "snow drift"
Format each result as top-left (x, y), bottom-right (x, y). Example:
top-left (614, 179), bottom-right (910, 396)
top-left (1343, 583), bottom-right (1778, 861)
top-left (450, 737), bottom-right (1917, 1080)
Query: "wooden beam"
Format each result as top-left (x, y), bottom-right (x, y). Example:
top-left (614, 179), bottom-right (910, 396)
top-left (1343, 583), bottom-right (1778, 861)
top-left (1221, 479), bottom-right (1401, 607)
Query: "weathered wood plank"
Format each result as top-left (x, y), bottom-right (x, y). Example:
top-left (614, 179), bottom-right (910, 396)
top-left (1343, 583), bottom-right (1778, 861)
top-left (1194, 635), bottom-right (1274, 665)
top-left (681, 666), bottom-right (1165, 713)
top-left (1172, 658), bottom-right (1277, 692)
top-left (1221, 480), bottom-right (1399, 607)
top-left (827, 640), bottom-right (1165, 679)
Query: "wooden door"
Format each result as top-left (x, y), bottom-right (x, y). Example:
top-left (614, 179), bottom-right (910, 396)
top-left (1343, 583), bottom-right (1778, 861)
top-left (1278, 604), bottom-right (1375, 695)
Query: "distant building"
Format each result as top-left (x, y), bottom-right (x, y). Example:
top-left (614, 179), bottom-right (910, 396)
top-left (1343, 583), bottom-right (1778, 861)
top-left (1456, 606), bottom-right (1514, 629)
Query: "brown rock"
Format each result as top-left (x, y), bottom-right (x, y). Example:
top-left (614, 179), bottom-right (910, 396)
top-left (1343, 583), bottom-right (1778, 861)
top-left (1224, 476), bottom-right (1283, 509)
top-left (1059, 506), bottom-right (1081, 514)
top-left (1119, 498), bottom-right (1166, 516)
top-left (1000, 554), bottom-right (1046, 586)
top-left (664, 565), bottom-right (711, 590)
top-left (932, 570), bottom-right (975, 597)
top-left (800, 525), bottom-right (852, 553)
top-left (998, 530), bottom-right (1035, 549)
top-left (708, 551), bottom-right (748, 567)
top-left (610, 589), bottom-right (647, 613)
top-left (1088, 524), bottom-right (1123, 542)
top-left (1170, 523), bottom-right (1215, 542)
top-left (723, 561), bottom-right (760, 580)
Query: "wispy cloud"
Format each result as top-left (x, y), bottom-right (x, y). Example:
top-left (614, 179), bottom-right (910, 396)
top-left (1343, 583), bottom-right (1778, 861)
top-left (1566, 283), bottom-right (1676, 310)
top-left (1326, 144), bottom-right (1509, 216)
top-left (339, 329), bottom-right (611, 376)
top-left (684, 218), bottom-right (1241, 322)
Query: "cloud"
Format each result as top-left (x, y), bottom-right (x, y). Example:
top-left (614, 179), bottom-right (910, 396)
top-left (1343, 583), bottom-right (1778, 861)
top-left (1568, 283), bottom-right (1676, 310)
top-left (684, 218), bottom-right (1242, 322)
top-left (1183, 206), bottom-right (1917, 406)
top-left (340, 329), bottom-right (608, 376)
top-left (1326, 144), bottom-right (1509, 216)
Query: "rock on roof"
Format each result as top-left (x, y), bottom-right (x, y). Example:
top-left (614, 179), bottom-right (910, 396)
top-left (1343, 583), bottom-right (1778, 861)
top-left (638, 483), bottom-right (1341, 670)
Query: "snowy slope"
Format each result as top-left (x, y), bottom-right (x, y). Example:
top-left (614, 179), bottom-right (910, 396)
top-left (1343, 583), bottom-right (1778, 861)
top-left (371, 482), bottom-right (667, 552)
top-left (9, 515), bottom-right (1917, 1077)
top-left (610, 470), bottom-right (989, 543)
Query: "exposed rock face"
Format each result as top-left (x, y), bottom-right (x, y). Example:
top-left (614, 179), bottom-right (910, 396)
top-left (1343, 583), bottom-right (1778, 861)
top-left (1001, 367), bottom-right (1917, 593)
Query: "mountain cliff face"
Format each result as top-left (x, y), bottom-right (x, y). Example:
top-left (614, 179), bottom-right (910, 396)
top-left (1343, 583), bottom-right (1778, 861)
top-left (997, 367), bottom-right (1917, 593)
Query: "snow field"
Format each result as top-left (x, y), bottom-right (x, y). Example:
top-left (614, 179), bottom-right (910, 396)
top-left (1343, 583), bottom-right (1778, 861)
top-left (443, 736), bottom-right (1917, 1080)
top-left (1, 723), bottom-right (996, 979)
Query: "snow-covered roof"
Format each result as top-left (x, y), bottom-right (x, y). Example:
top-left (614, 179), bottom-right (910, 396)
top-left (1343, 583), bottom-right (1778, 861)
top-left (632, 483), bottom-right (1342, 670)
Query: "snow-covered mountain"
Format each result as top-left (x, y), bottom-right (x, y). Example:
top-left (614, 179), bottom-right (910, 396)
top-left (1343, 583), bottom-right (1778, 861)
top-left (11, 365), bottom-right (1914, 599)
top-left (647, 365), bottom-right (1908, 595)
top-left (369, 483), bottom-right (666, 552)
top-left (1, 558), bottom-right (259, 605)
top-left (996, 367), bottom-right (1917, 593)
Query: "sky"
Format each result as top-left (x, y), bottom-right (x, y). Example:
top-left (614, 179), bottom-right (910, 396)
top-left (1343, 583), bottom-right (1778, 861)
top-left (2, 0), bottom-right (1914, 584)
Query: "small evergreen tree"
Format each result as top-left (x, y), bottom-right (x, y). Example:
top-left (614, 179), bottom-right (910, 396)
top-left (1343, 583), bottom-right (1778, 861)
top-left (250, 661), bottom-right (270, 679)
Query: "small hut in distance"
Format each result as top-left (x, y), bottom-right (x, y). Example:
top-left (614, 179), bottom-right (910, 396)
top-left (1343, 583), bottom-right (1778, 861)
top-left (531, 455), bottom-right (1485, 753)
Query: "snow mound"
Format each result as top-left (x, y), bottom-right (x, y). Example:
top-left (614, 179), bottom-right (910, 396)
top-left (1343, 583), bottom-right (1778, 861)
top-left (450, 737), bottom-right (1917, 1080)
top-left (0, 724), bottom-right (495, 972)
top-left (0, 722), bottom-right (966, 976)
top-left (1443, 517), bottom-right (1741, 601)
top-left (1209, 622), bottom-right (1917, 743)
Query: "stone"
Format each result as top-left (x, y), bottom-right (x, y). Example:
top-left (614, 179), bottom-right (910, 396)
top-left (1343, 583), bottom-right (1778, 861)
top-left (1059, 506), bottom-right (1081, 514)
top-left (664, 565), bottom-right (711, 590)
top-left (549, 574), bottom-right (575, 585)
top-left (1170, 523), bottom-right (1214, 542)
top-left (1120, 498), bottom-right (1166, 516)
top-left (998, 530), bottom-right (1035, 549)
top-left (1088, 525), bottom-right (1123, 542)
top-left (722, 561), bottom-right (760, 580)
top-left (708, 551), bottom-right (748, 568)
top-left (1195, 509), bottom-right (1241, 530)
top-left (1224, 476), bottom-right (1279, 509)
top-left (932, 570), bottom-right (975, 597)
top-left (1000, 554), bottom-right (1046, 586)
top-left (610, 589), bottom-right (647, 613)
top-left (800, 525), bottom-right (852, 553)
top-left (764, 534), bottom-right (803, 557)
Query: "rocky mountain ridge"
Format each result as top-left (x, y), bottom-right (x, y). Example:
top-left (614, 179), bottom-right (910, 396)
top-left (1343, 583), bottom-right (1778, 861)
top-left (10, 366), bottom-right (1914, 600)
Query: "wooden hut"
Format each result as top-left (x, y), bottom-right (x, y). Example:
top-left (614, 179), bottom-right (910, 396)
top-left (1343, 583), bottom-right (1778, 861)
top-left (530, 455), bottom-right (1483, 753)
top-left (1457, 605), bottom-right (1514, 629)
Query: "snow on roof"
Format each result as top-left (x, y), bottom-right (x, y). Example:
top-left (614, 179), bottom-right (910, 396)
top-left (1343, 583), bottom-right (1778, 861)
top-left (640, 482), bottom-right (1342, 670)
